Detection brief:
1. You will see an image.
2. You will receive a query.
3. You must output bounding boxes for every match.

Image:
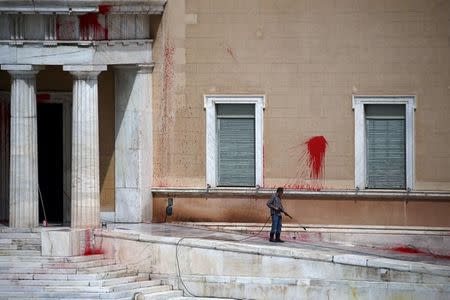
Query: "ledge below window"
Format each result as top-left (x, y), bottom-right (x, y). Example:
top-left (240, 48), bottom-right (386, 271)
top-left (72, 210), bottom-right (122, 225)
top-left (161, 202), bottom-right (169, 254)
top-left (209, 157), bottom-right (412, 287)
top-left (151, 188), bottom-right (450, 201)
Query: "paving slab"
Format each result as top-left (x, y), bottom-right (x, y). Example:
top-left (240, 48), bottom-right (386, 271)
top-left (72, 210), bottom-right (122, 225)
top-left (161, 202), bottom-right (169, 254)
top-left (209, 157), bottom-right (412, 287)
top-left (104, 223), bottom-right (450, 277)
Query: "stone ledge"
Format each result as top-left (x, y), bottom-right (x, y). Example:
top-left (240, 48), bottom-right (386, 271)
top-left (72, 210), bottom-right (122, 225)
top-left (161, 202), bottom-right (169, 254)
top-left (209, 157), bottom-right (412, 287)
top-left (96, 229), bottom-right (450, 277)
top-left (152, 187), bottom-right (450, 201)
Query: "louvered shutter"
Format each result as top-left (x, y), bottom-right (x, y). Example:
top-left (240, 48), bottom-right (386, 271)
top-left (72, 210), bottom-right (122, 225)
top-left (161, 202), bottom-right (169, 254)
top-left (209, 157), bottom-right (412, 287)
top-left (365, 105), bottom-right (406, 189)
top-left (217, 104), bottom-right (255, 187)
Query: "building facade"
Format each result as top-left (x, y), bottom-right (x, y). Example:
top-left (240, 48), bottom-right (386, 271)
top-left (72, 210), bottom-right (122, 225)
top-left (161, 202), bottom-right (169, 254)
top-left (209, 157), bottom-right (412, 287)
top-left (0, 0), bottom-right (449, 228)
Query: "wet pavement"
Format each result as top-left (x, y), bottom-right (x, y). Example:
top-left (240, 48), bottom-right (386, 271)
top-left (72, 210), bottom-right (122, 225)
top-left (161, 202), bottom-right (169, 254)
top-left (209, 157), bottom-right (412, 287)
top-left (107, 222), bottom-right (450, 267)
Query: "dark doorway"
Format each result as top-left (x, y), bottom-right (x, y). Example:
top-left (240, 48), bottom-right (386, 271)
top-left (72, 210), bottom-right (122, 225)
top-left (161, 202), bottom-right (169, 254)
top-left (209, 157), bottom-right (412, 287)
top-left (37, 103), bottom-right (63, 224)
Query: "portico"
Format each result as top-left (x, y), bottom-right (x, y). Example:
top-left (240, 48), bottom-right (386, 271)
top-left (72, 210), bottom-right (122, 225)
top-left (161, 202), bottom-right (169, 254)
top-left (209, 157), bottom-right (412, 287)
top-left (0, 0), bottom-right (165, 228)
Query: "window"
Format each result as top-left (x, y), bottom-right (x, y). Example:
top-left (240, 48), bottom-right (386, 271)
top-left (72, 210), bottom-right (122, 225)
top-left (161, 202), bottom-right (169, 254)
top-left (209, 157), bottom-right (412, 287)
top-left (204, 95), bottom-right (265, 188)
top-left (353, 96), bottom-right (415, 190)
top-left (365, 104), bottom-right (405, 189)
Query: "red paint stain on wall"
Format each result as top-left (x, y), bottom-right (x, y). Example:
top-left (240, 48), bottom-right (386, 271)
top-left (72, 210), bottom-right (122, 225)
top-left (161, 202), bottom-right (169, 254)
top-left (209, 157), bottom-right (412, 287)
top-left (226, 47), bottom-right (238, 62)
top-left (98, 5), bottom-right (112, 14)
top-left (305, 136), bottom-right (328, 179)
top-left (37, 93), bottom-right (50, 103)
top-left (155, 40), bottom-right (176, 186)
top-left (283, 183), bottom-right (322, 191)
top-left (56, 16), bottom-right (76, 40)
top-left (84, 230), bottom-right (104, 256)
top-left (78, 5), bottom-right (111, 40)
top-left (162, 43), bottom-right (175, 102)
top-left (281, 136), bottom-right (328, 191)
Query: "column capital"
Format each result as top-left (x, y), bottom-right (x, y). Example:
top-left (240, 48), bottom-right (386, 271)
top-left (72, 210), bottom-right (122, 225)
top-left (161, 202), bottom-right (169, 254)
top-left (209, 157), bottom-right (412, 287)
top-left (63, 65), bottom-right (107, 79)
top-left (1, 65), bottom-right (44, 77)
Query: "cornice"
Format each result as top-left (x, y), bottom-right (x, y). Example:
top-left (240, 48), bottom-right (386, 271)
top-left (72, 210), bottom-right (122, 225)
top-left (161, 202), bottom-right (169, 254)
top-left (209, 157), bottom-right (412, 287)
top-left (0, 0), bottom-right (166, 14)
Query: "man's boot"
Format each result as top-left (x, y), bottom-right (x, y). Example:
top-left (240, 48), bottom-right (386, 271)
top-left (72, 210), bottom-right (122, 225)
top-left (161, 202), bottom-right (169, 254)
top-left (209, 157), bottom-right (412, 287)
top-left (269, 232), bottom-right (275, 242)
top-left (275, 233), bottom-right (284, 243)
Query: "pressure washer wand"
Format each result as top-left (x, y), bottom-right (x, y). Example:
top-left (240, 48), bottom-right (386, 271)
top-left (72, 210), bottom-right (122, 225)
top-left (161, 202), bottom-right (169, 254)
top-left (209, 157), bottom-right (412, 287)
top-left (281, 209), bottom-right (293, 219)
top-left (281, 209), bottom-right (307, 231)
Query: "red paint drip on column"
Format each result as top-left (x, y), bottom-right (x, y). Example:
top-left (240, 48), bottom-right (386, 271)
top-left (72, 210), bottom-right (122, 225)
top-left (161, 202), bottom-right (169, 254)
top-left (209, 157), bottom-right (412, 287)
top-left (305, 136), bottom-right (327, 179)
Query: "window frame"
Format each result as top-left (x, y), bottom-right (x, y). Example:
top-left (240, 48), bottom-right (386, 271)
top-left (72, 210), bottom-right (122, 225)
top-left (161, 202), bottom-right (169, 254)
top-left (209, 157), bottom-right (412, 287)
top-left (204, 95), bottom-right (265, 188)
top-left (352, 96), bottom-right (416, 190)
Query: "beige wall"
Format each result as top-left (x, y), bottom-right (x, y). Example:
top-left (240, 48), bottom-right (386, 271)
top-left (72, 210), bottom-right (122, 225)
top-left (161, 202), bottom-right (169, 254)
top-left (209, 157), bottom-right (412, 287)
top-left (153, 196), bottom-right (450, 227)
top-left (150, 0), bottom-right (450, 225)
top-left (152, 0), bottom-right (450, 190)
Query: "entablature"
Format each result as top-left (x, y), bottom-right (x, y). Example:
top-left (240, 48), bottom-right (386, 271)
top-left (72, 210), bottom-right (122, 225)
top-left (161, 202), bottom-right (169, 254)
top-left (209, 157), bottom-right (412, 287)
top-left (0, 1), bottom-right (165, 66)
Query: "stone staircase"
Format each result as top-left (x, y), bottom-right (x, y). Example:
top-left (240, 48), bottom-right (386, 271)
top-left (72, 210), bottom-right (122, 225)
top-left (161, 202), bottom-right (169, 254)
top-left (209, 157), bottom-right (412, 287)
top-left (0, 228), bottom-right (197, 300)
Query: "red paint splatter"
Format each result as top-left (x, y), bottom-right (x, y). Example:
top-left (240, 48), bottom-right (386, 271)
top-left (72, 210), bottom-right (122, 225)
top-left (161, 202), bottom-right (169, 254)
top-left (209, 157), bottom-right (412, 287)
top-left (162, 43), bottom-right (175, 102)
top-left (98, 5), bottom-right (112, 14)
top-left (78, 5), bottom-right (110, 40)
top-left (305, 136), bottom-right (327, 179)
top-left (84, 230), bottom-right (104, 255)
top-left (283, 183), bottom-right (322, 191)
top-left (282, 136), bottom-right (328, 191)
top-left (391, 246), bottom-right (422, 254)
top-left (226, 47), bottom-right (238, 62)
top-left (155, 40), bottom-right (176, 186)
top-left (37, 93), bottom-right (50, 103)
top-left (387, 245), bottom-right (450, 260)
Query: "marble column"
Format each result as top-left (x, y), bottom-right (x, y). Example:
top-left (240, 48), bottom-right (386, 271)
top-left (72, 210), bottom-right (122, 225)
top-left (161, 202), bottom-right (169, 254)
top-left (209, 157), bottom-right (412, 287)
top-left (1, 64), bottom-right (43, 228)
top-left (64, 65), bottom-right (106, 228)
top-left (114, 64), bottom-right (153, 222)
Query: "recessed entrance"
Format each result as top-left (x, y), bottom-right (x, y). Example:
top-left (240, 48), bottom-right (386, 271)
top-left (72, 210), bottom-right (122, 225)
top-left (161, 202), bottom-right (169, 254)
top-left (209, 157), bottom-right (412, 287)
top-left (37, 103), bottom-right (63, 224)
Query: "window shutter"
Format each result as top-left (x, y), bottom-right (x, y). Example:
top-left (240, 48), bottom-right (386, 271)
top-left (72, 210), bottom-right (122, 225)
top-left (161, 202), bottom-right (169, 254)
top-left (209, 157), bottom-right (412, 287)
top-left (216, 104), bottom-right (255, 187)
top-left (366, 119), bottom-right (406, 189)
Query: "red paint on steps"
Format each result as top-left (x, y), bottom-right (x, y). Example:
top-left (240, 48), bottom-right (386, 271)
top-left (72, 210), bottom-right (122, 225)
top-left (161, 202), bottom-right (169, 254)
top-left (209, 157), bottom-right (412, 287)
top-left (388, 245), bottom-right (450, 260)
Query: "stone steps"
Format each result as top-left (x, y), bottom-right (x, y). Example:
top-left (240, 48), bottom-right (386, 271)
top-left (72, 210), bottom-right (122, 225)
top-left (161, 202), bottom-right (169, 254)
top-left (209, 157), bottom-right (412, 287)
top-left (0, 253), bottom-right (105, 262)
top-left (45, 280), bottom-right (166, 293)
top-left (0, 232), bottom-right (40, 239)
top-left (142, 290), bottom-right (184, 299)
top-left (0, 259), bottom-right (116, 269)
top-left (0, 249), bottom-right (41, 256)
top-left (0, 244), bottom-right (17, 250)
top-left (43, 258), bottom-right (117, 269)
top-left (0, 269), bottom-right (137, 281)
top-left (0, 285), bottom-right (175, 298)
top-left (0, 230), bottom-right (192, 299)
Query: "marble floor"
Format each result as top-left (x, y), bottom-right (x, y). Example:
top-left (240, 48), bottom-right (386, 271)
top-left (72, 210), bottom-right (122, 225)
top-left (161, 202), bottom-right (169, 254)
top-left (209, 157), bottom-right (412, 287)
top-left (107, 222), bottom-right (450, 267)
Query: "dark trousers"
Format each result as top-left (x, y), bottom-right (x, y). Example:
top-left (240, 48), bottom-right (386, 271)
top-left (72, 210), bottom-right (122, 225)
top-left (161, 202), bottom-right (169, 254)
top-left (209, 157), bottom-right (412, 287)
top-left (270, 214), bottom-right (282, 235)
